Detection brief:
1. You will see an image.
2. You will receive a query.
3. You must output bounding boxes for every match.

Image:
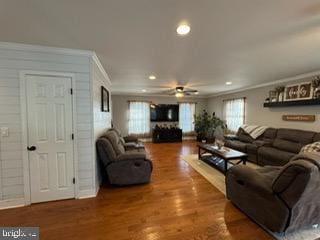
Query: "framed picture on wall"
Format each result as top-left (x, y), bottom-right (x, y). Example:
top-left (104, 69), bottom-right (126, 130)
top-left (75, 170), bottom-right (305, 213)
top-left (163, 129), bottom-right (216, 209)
top-left (298, 82), bottom-right (313, 100)
top-left (284, 82), bottom-right (313, 101)
top-left (284, 84), bottom-right (299, 101)
top-left (101, 86), bottom-right (109, 112)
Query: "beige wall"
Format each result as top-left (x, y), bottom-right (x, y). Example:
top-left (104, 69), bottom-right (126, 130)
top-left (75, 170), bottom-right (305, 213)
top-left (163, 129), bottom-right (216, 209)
top-left (112, 94), bottom-right (207, 136)
top-left (207, 79), bottom-right (320, 132)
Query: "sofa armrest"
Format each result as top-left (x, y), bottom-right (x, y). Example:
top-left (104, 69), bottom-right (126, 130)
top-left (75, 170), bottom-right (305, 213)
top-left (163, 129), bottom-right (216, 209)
top-left (124, 142), bottom-right (144, 151)
top-left (116, 152), bottom-right (146, 161)
top-left (253, 140), bottom-right (272, 147)
top-left (123, 136), bottom-right (139, 143)
top-left (227, 165), bottom-right (273, 195)
top-left (224, 134), bottom-right (239, 140)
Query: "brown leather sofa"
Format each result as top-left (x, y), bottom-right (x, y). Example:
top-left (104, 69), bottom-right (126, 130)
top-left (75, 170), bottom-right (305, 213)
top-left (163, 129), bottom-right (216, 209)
top-left (225, 128), bottom-right (319, 166)
top-left (226, 152), bottom-right (320, 234)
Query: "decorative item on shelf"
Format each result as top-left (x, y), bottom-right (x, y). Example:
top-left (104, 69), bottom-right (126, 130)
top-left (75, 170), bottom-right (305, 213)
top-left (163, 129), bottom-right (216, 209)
top-left (264, 97), bottom-right (270, 103)
top-left (299, 82), bottom-right (313, 100)
top-left (312, 76), bottom-right (320, 99)
top-left (269, 90), bottom-right (278, 102)
top-left (284, 82), bottom-right (313, 101)
top-left (275, 86), bottom-right (285, 102)
top-left (194, 110), bottom-right (226, 143)
top-left (282, 115), bottom-right (315, 122)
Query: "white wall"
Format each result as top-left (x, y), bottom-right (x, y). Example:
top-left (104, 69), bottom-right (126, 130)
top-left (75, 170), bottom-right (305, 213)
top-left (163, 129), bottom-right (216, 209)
top-left (0, 43), bottom-right (110, 207)
top-left (91, 58), bottom-right (112, 194)
top-left (207, 78), bottom-right (320, 132)
top-left (112, 94), bottom-right (207, 136)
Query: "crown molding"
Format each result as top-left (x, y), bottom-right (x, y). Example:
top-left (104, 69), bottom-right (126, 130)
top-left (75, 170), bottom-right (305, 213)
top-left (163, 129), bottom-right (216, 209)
top-left (0, 41), bottom-right (95, 56)
top-left (208, 70), bottom-right (320, 98)
top-left (111, 91), bottom-right (208, 99)
top-left (92, 53), bottom-right (112, 85)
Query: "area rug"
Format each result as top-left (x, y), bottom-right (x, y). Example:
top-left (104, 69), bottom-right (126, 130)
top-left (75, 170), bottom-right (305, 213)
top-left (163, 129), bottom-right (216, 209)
top-left (182, 154), bottom-right (320, 240)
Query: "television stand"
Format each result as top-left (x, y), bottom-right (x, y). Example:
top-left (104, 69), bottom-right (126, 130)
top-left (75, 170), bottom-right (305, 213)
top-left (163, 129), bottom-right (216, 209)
top-left (152, 128), bottom-right (182, 143)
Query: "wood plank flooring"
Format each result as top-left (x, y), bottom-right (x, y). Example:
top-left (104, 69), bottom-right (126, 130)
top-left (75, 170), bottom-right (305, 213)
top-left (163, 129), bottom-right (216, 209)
top-left (0, 141), bottom-right (272, 239)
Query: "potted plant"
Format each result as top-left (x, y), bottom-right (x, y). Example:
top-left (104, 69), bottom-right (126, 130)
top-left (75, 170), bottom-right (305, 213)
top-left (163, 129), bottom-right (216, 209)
top-left (194, 110), bottom-right (226, 143)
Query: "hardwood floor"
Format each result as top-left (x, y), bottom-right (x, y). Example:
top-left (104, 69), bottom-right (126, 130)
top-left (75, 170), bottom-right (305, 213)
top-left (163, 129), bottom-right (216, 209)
top-left (0, 141), bottom-right (272, 240)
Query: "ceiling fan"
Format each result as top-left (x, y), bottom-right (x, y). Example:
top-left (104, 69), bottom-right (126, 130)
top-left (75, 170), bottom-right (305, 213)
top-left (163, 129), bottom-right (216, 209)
top-left (166, 86), bottom-right (199, 97)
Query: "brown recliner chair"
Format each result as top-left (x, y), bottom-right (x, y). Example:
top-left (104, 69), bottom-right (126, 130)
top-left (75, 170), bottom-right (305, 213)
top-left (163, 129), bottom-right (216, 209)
top-left (96, 130), bottom-right (152, 186)
top-left (226, 152), bottom-right (320, 234)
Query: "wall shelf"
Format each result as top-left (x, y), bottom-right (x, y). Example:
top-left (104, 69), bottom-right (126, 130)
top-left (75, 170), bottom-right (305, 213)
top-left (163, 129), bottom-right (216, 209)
top-left (263, 99), bottom-right (320, 108)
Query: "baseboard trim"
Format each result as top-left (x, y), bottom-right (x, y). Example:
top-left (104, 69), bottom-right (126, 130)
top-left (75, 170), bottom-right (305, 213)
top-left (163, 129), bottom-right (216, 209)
top-left (78, 189), bottom-right (97, 199)
top-left (0, 198), bottom-right (25, 210)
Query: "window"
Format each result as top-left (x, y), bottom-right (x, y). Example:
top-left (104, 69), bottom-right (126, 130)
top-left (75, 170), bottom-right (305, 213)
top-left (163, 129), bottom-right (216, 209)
top-left (128, 101), bottom-right (150, 135)
top-left (223, 98), bottom-right (245, 132)
top-left (179, 103), bottom-right (196, 133)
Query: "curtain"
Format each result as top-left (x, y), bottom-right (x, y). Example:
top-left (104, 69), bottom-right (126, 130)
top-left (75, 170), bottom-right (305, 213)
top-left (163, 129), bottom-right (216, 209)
top-left (223, 98), bottom-right (245, 132)
top-left (179, 103), bottom-right (196, 133)
top-left (128, 101), bottom-right (150, 135)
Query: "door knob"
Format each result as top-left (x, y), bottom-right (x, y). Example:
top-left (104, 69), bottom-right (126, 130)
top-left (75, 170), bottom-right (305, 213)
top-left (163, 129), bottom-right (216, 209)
top-left (27, 146), bottom-right (36, 151)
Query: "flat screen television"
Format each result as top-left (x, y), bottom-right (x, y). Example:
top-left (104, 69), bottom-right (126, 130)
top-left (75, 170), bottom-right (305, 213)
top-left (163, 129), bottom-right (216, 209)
top-left (150, 104), bottom-right (179, 122)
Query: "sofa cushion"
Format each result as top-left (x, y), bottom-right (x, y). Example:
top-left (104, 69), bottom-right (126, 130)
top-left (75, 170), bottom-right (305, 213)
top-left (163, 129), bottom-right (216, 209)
top-left (263, 128), bottom-right (277, 140)
top-left (105, 131), bottom-right (125, 155)
top-left (258, 147), bottom-right (295, 166)
top-left (273, 139), bottom-right (304, 154)
top-left (276, 128), bottom-right (315, 144)
top-left (272, 129), bottom-right (315, 153)
top-left (313, 133), bottom-right (320, 142)
top-left (225, 140), bottom-right (247, 152)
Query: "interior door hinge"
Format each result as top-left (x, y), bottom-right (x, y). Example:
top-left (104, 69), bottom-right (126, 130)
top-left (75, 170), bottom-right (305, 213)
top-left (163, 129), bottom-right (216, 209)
top-left (70, 88), bottom-right (73, 95)
top-left (71, 133), bottom-right (74, 140)
top-left (72, 178), bottom-right (76, 184)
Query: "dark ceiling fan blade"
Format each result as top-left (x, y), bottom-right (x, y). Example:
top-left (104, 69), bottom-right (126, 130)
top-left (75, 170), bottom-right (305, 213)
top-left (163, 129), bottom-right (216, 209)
top-left (184, 89), bottom-right (198, 93)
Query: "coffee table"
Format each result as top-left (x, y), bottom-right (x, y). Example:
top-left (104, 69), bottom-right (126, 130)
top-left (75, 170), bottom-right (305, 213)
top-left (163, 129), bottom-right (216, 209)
top-left (198, 143), bottom-right (247, 175)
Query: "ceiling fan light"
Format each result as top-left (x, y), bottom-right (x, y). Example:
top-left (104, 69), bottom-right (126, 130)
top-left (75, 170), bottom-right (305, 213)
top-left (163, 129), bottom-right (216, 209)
top-left (175, 92), bottom-right (184, 98)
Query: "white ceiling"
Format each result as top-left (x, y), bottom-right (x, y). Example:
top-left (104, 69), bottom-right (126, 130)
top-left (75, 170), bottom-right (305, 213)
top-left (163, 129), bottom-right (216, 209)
top-left (1, 0), bottom-right (320, 96)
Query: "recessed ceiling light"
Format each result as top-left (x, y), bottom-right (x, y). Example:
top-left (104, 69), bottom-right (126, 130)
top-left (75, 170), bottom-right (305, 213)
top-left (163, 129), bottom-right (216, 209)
top-left (176, 24), bottom-right (191, 36)
top-left (149, 75), bottom-right (156, 80)
top-left (142, 89), bottom-right (146, 92)
top-left (226, 82), bottom-right (232, 85)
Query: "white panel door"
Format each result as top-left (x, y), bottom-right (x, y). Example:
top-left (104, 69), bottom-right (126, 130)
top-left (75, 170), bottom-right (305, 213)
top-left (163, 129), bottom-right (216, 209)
top-left (26, 75), bottom-right (75, 203)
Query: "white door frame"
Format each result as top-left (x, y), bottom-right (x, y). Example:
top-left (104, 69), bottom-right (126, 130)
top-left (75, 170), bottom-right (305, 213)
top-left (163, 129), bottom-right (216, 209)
top-left (20, 70), bottom-right (79, 205)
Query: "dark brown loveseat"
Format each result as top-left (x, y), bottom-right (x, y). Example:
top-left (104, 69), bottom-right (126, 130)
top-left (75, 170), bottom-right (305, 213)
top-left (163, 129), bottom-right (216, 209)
top-left (225, 128), bottom-right (319, 166)
top-left (226, 152), bottom-right (320, 234)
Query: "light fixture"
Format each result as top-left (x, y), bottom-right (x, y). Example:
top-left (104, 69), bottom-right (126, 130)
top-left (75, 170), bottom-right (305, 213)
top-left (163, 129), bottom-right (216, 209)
top-left (176, 86), bottom-right (184, 92)
top-left (142, 89), bottom-right (146, 92)
top-left (149, 75), bottom-right (156, 80)
top-left (226, 82), bottom-right (232, 85)
top-left (194, 91), bottom-right (199, 95)
top-left (175, 92), bottom-right (184, 98)
top-left (176, 24), bottom-right (191, 36)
